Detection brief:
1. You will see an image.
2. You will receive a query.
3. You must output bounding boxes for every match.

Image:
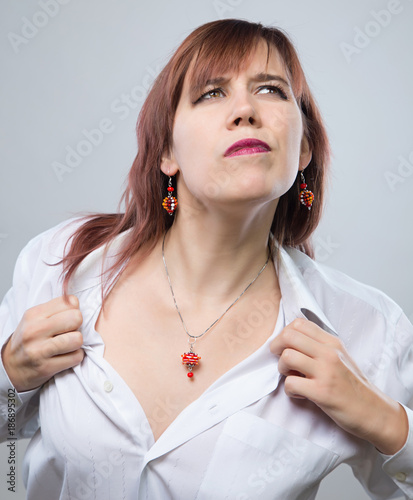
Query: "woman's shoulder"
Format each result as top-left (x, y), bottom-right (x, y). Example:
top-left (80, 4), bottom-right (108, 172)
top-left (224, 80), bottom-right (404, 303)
top-left (5, 217), bottom-right (88, 313)
top-left (283, 246), bottom-right (413, 387)
top-left (12, 217), bottom-right (88, 287)
top-left (283, 246), bottom-right (404, 326)
top-left (18, 216), bottom-right (88, 263)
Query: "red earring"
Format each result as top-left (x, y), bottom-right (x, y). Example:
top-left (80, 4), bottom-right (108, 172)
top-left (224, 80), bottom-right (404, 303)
top-left (299, 171), bottom-right (314, 210)
top-left (162, 176), bottom-right (178, 215)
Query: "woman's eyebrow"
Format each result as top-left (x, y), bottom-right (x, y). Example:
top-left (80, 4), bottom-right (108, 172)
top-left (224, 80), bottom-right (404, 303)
top-left (204, 73), bottom-right (291, 88)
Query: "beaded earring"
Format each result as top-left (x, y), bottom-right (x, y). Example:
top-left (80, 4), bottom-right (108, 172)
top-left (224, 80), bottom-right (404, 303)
top-left (162, 176), bottom-right (178, 215)
top-left (299, 171), bottom-right (314, 210)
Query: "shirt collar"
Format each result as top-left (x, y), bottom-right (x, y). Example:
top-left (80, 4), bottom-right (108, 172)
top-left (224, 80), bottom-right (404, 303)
top-left (276, 245), bottom-right (338, 337)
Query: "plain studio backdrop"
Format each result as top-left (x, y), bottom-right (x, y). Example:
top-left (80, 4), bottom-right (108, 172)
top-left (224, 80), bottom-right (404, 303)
top-left (0, 1), bottom-right (411, 499)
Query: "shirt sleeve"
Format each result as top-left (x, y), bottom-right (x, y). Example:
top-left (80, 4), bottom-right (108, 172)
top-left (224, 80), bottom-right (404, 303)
top-left (380, 402), bottom-right (413, 498)
top-left (0, 217), bottom-right (82, 442)
top-left (350, 310), bottom-right (413, 500)
top-left (378, 310), bottom-right (413, 499)
top-left (0, 240), bottom-right (43, 442)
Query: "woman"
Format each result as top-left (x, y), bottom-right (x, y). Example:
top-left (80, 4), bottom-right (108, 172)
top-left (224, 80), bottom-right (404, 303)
top-left (0, 18), bottom-right (412, 500)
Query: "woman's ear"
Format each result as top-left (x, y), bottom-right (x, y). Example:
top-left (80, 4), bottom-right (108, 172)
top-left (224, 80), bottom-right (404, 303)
top-left (160, 151), bottom-right (179, 176)
top-left (298, 134), bottom-right (312, 171)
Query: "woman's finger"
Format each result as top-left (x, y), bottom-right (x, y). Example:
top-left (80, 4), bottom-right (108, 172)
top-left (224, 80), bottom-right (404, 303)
top-left (271, 318), bottom-right (342, 357)
top-left (277, 347), bottom-right (316, 378)
top-left (46, 308), bottom-right (83, 337)
top-left (31, 348), bottom-right (86, 382)
top-left (26, 294), bottom-right (79, 319)
top-left (271, 323), bottom-right (324, 358)
top-left (283, 373), bottom-right (313, 399)
top-left (40, 331), bottom-right (84, 359)
top-left (287, 318), bottom-right (338, 344)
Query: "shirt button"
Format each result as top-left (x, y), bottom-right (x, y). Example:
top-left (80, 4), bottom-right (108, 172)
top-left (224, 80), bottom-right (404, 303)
top-left (103, 380), bottom-right (114, 393)
top-left (394, 472), bottom-right (407, 482)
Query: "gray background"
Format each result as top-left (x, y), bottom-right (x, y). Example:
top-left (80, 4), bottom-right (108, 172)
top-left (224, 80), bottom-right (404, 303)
top-left (0, 0), bottom-right (411, 498)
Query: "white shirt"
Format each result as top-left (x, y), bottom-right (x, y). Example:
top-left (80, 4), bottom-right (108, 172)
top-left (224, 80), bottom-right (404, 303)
top-left (0, 217), bottom-right (412, 500)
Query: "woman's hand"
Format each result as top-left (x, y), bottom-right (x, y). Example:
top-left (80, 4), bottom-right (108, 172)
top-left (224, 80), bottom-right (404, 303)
top-left (1, 295), bottom-right (84, 392)
top-left (270, 318), bottom-right (409, 455)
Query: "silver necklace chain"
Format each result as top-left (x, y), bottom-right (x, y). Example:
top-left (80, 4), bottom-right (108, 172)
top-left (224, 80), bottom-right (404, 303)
top-left (161, 232), bottom-right (270, 347)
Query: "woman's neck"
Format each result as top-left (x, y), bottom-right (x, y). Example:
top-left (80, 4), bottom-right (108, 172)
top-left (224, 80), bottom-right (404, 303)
top-left (161, 204), bottom-right (278, 309)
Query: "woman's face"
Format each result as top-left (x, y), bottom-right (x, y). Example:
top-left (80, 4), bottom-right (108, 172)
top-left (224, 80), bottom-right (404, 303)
top-left (161, 39), bottom-right (312, 214)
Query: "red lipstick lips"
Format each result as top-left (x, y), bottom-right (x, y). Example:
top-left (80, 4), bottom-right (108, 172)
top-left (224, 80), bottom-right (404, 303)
top-left (224, 138), bottom-right (271, 158)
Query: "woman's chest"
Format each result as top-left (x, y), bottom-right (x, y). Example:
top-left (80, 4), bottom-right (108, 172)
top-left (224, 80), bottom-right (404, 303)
top-left (93, 286), bottom-right (280, 442)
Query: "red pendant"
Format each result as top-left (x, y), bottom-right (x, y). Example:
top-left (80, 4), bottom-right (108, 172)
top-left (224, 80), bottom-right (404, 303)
top-left (181, 350), bottom-right (201, 378)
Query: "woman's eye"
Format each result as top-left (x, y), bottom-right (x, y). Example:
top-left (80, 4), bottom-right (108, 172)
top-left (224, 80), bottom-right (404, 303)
top-left (197, 88), bottom-right (224, 102)
top-left (258, 85), bottom-right (288, 100)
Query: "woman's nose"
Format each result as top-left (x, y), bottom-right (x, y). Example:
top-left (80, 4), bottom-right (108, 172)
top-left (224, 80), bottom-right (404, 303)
top-left (226, 92), bottom-right (262, 129)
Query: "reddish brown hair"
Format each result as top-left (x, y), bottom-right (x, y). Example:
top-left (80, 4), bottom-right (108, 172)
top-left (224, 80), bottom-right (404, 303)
top-left (54, 19), bottom-right (331, 308)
